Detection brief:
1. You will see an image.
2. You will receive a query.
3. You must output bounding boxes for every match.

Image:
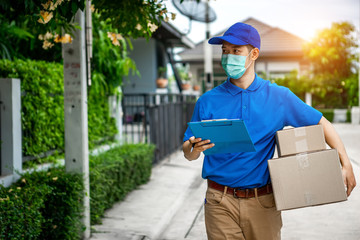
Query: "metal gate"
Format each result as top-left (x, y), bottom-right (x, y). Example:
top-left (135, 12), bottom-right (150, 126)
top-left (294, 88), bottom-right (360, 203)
top-left (122, 93), bottom-right (197, 163)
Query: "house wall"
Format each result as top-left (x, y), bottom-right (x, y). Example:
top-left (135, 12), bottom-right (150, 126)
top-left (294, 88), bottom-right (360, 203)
top-left (123, 39), bottom-right (170, 94)
top-left (256, 60), bottom-right (300, 78)
top-left (123, 39), bottom-right (158, 94)
top-left (187, 57), bottom-right (307, 88)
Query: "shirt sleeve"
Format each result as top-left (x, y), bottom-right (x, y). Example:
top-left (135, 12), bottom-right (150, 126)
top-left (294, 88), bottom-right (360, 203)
top-left (284, 89), bottom-right (323, 127)
top-left (183, 98), bottom-right (203, 142)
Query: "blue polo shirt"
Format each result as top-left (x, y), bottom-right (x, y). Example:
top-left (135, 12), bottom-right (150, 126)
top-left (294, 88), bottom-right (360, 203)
top-left (183, 74), bottom-right (323, 188)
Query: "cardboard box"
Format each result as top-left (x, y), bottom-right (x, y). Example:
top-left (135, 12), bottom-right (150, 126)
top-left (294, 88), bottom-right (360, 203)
top-left (268, 149), bottom-right (347, 211)
top-left (276, 125), bottom-right (326, 157)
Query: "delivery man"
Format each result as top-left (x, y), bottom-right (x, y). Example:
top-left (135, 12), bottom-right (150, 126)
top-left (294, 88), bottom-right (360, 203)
top-left (182, 22), bottom-right (356, 240)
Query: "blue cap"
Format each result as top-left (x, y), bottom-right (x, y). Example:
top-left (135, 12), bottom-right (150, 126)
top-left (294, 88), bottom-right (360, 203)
top-left (208, 22), bottom-right (261, 50)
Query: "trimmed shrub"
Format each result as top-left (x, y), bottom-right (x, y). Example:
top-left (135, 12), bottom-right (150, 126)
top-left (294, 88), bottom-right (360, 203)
top-left (0, 167), bottom-right (84, 240)
top-left (0, 184), bottom-right (48, 239)
top-left (0, 143), bottom-right (155, 239)
top-left (89, 144), bottom-right (155, 224)
top-left (346, 109), bottom-right (351, 123)
top-left (318, 109), bottom-right (334, 122)
top-left (318, 108), bottom-right (352, 123)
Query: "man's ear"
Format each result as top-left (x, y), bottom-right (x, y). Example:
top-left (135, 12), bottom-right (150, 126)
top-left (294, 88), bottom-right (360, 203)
top-left (251, 48), bottom-right (260, 60)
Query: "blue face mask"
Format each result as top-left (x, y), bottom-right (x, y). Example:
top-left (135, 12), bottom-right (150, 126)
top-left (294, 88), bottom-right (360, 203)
top-left (221, 51), bottom-right (252, 79)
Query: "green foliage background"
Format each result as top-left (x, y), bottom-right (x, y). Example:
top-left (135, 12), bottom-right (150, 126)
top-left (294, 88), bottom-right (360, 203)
top-left (262, 21), bottom-right (359, 109)
top-left (0, 59), bottom-right (65, 157)
top-left (0, 58), bottom-right (118, 160)
top-left (272, 70), bottom-right (359, 109)
top-left (91, 13), bottom-right (138, 96)
top-left (302, 21), bottom-right (359, 108)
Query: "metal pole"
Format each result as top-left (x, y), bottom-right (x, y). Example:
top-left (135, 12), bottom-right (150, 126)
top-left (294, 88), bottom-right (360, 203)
top-left (204, 1), bottom-right (213, 92)
top-left (62, 10), bottom-right (90, 239)
top-left (86, 0), bottom-right (92, 86)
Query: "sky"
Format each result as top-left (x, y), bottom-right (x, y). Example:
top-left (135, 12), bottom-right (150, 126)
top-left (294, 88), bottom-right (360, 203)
top-left (163, 0), bottom-right (360, 44)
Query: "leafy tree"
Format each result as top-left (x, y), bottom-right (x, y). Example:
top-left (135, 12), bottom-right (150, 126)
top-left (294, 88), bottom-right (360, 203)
top-left (303, 21), bottom-right (358, 108)
top-left (0, 15), bottom-right (34, 60)
top-left (271, 70), bottom-right (311, 101)
top-left (344, 73), bottom-right (359, 107)
top-left (0, 0), bottom-right (174, 60)
top-left (0, 13), bottom-right (64, 61)
top-left (91, 13), bottom-right (138, 95)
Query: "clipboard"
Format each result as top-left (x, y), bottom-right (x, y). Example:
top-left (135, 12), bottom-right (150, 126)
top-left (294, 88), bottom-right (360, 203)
top-left (188, 119), bottom-right (256, 155)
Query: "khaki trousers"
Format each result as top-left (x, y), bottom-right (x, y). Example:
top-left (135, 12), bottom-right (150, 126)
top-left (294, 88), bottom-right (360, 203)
top-left (204, 187), bottom-right (282, 240)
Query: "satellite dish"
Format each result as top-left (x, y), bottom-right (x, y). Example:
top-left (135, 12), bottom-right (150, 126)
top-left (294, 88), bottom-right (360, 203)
top-left (172, 0), bottom-right (216, 34)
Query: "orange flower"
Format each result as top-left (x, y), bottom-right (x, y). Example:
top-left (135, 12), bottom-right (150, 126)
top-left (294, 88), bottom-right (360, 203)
top-left (107, 32), bottom-right (123, 46)
top-left (0, 196), bottom-right (10, 201)
top-left (135, 24), bottom-right (142, 31)
top-left (112, 38), bottom-right (120, 46)
top-left (41, 0), bottom-right (55, 10)
top-left (62, 34), bottom-right (72, 43)
top-left (54, 34), bottom-right (72, 44)
top-left (148, 23), bottom-right (158, 32)
top-left (54, 0), bottom-right (64, 8)
top-left (43, 40), bottom-right (54, 49)
top-left (44, 32), bottom-right (53, 40)
top-left (38, 11), bottom-right (53, 24)
top-left (42, 0), bottom-right (63, 10)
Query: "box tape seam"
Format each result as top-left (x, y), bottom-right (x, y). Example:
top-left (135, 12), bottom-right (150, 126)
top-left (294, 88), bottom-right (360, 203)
top-left (304, 192), bottom-right (314, 206)
top-left (297, 154), bottom-right (309, 169)
top-left (294, 127), bottom-right (306, 137)
top-left (295, 139), bottom-right (308, 153)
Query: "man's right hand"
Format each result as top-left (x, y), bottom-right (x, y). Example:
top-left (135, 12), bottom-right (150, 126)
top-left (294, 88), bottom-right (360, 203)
top-left (183, 136), bottom-right (215, 161)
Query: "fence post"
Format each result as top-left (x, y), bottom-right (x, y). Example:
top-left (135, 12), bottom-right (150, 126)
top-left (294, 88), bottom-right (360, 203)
top-left (351, 107), bottom-right (360, 124)
top-left (108, 88), bottom-right (123, 143)
top-left (305, 92), bottom-right (312, 106)
top-left (0, 78), bottom-right (22, 186)
top-left (143, 94), bottom-right (148, 142)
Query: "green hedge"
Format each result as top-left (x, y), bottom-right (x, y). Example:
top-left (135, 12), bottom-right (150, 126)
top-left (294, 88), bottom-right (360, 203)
top-left (0, 59), bottom-right (117, 164)
top-left (318, 109), bottom-right (335, 122)
top-left (0, 144), bottom-right (155, 239)
top-left (89, 144), bottom-right (155, 224)
top-left (346, 110), bottom-right (351, 122)
top-left (0, 168), bottom-right (84, 240)
top-left (318, 109), bottom-right (351, 123)
top-left (0, 59), bottom-right (65, 157)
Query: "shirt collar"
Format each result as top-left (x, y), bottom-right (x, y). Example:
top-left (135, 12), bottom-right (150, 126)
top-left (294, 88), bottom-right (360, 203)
top-left (224, 73), bottom-right (261, 96)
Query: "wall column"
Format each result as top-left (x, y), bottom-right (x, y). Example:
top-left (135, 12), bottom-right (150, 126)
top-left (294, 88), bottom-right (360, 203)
top-left (0, 78), bottom-right (22, 186)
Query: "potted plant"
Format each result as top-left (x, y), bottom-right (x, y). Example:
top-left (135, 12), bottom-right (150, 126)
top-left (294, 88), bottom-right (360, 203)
top-left (193, 84), bottom-right (201, 91)
top-left (181, 71), bottom-right (192, 90)
top-left (156, 66), bottom-right (168, 88)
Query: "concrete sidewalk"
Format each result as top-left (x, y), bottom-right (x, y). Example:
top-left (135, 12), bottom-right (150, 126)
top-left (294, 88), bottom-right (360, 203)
top-left (90, 124), bottom-right (360, 240)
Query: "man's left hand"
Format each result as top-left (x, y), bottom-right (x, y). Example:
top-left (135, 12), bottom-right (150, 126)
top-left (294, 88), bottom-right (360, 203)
top-left (342, 165), bottom-right (356, 197)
